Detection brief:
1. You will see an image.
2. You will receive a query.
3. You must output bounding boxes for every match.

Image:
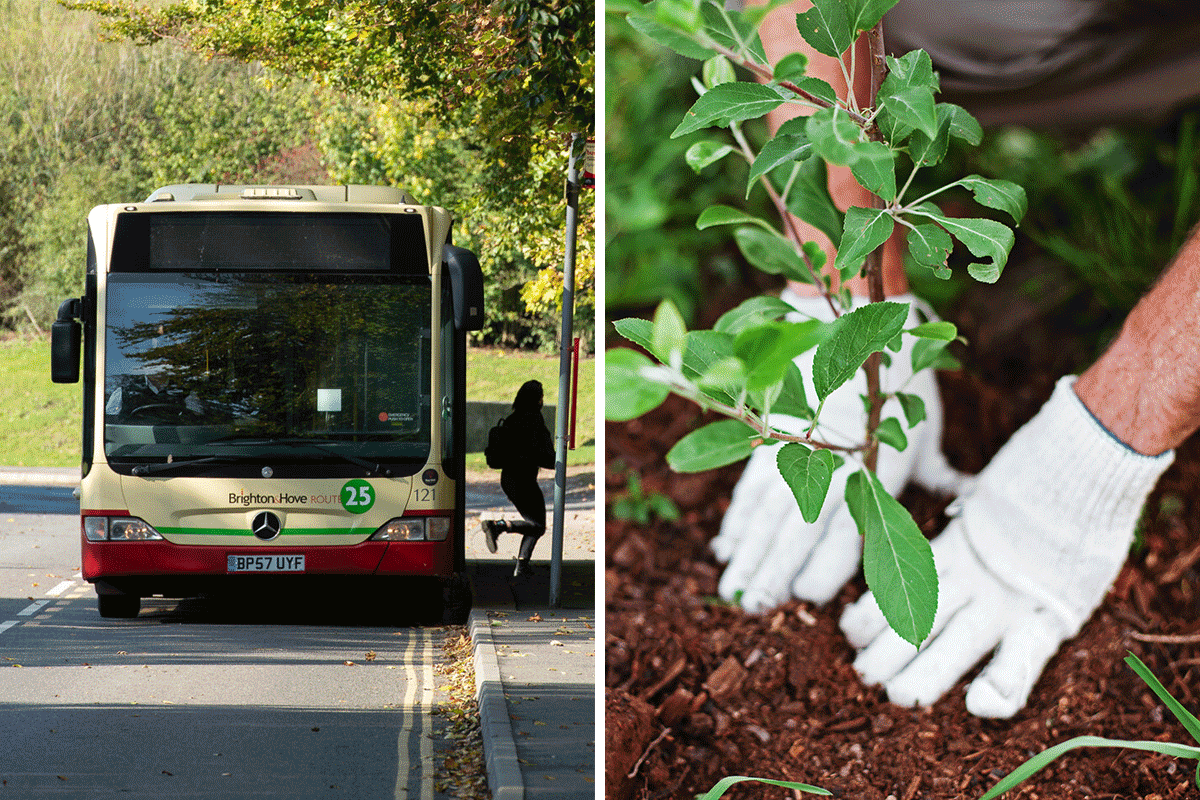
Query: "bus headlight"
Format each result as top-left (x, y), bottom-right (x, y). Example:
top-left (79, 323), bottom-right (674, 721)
top-left (84, 516), bottom-right (164, 542)
top-left (369, 516), bottom-right (451, 542)
top-left (426, 517), bottom-right (450, 542)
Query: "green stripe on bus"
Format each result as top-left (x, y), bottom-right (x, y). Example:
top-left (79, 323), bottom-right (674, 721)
top-left (158, 527), bottom-right (364, 538)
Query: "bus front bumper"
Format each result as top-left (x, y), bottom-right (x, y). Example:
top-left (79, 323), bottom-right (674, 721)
top-left (81, 536), bottom-right (454, 595)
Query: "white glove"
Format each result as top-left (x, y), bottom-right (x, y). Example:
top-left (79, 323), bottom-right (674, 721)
top-left (842, 375), bottom-right (1174, 717)
top-left (712, 290), bottom-right (970, 613)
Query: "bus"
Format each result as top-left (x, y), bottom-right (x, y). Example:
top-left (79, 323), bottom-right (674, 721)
top-left (50, 184), bottom-right (483, 622)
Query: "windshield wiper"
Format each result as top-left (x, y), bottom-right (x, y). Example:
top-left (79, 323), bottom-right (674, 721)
top-left (208, 438), bottom-right (395, 477)
top-left (130, 455), bottom-right (243, 476)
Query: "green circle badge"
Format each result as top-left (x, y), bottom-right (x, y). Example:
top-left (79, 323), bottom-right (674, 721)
top-left (341, 479), bottom-right (376, 514)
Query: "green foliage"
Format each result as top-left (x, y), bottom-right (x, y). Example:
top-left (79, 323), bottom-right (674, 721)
top-left (64, 0), bottom-right (594, 153)
top-left (0, 1), bottom-right (320, 329)
top-left (606, 0), bottom-right (1025, 646)
top-left (312, 94), bottom-right (596, 351)
top-left (979, 653), bottom-right (1200, 799)
top-left (607, 13), bottom-right (762, 323)
top-left (610, 470), bottom-right (680, 525)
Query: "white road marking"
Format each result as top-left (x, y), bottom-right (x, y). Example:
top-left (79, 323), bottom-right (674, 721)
top-left (46, 581), bottom-right (74, 597)
top-left (18, 600), bottom-right (50, 616)
top-left (0, 621), bottom-right (18, 635)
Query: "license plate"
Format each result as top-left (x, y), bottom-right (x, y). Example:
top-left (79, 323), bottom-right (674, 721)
top-left (226, 554), bottom-right (306, 573)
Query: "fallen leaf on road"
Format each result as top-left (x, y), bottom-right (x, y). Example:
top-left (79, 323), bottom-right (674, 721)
top-left (528, 613), bottom-right (542, 622)
top-left (365, 651), bottom-right (377, 661)
top-left (343, 661), bottom-right (356, 666)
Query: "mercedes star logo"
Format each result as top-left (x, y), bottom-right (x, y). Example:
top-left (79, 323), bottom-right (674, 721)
top-left (251, 511), bottom-right (282, 541)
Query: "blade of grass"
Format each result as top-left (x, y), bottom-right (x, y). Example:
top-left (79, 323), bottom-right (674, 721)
top-left (696, 775), bottom-right (832, 800)
top-left (1125, 652), bottom-right (1200, 743)
top-left (979, 736), bottom-right (1200, 799)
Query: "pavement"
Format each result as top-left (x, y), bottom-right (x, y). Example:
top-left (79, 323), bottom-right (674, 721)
top-left (464, 465), bottom-right (598, 800)
top-left (0, 463), bottom-right (599, 800)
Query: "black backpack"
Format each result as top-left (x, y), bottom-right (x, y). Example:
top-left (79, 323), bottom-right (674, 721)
top-left (484, 416), bottom-right (512, 469)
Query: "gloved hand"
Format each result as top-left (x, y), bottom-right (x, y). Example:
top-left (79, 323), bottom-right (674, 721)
top-left (712, 289), bottom-right (970, 613)
top-left (841, 376), bottom-right (1174, 717)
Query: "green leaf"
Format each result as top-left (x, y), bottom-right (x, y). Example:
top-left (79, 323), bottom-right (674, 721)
top-left (666, 419), bottom-right (758, 472)
top-left (700, 0), bottom-right (768, 64)
top-left (696, 356), bottom-right (747, 391)
top-left (696, 775), bottom-right (831, 800)
top-left (880, 85), bottom-right (937, 141)
top-left (911, 338), bottom-right (961, 372)
top-left (774, 361), bottom-right (812, 419)
top-left (773, 52), bottom-right (808, 82)
top-left (701, 55), bottom-right (736, 88)
top-left (875, 416), bottom-right (907, 452)
top-left (748, 133), bottom-right (813, 191)
top-left (785, 157), bottom-right (844, 246)
top-left (811, 300), bottom-right (908, 401)
top-left (978, 735), bottom-right (1200, 800)
top-left (847, 0), bottom-right (901, 34)
top-left (612, 317), bottom-right (654, 353)
top-left (782, 76), bottom-right (838, 107)
top-left (905, 223), bottom-right (953, 270)
top-left (626, 8), bottom-right (716, 60)
top-left (911, 209), bottom-right (1014, 284)
top-left (833, 206), bottom-right (894, 280)
top-left (673, 82), bottom-right (787, 137)
top-left (942, 103), bottom-right (982, 145)
top-left (956, 174), bottom-right (1028, 223)
top-left (848, 140), bottom-right (897, 202)
top-left (685, 141), bottom-right (736, 173)
top-left (734, 319), bottom-right (824, 391)
top-left (895, 392), bottom-right (926, 427)
top-left (1125, 653), bottom-right (1200, 744)
top-left (682, 329), bottom-right (738, 404)
top-left (806, 105), bottom-right (863, 166)
top-left (907, 320), bottom-right (957, 340)
top-left (714, 295), bottom-right (796, 335)
top-left (906, 107), bottom-right (952, 167)
top-left (777, 444), bottom-right (836, 523)
top-left (734, 226), bottom-right (810, 282)
top-left (794, 0), bottom-right (852, 59)
top-left (696, 204), bottom-right (776, 232)
top-left (882, 49), bottom-right (937, 94)
top-left (845, 470), bottom-right (937, 646)
top-left (652, 300), bottom-right (688, 366)
top-left (605, 348), bottom-right (671, 421)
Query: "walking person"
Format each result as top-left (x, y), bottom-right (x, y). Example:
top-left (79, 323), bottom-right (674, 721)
top-left (482, 380), bottom-right (556, 578)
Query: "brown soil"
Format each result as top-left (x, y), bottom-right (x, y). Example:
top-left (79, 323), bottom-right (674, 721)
top-left (604, 280), bottom-right (1200, 800)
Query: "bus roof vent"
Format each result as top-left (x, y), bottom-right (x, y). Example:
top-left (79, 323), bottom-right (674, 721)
top-left (240, 187), bottom-right (314, 201)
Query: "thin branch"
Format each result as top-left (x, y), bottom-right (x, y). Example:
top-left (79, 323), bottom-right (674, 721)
top-left (861, 19), bottom-right (889, 473)
top-left (728, 123), bottom-right (841, 318)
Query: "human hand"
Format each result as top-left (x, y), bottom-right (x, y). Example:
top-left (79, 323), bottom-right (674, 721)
top-left (841, 376), bottom-right (1174, 717)
top-left (711, 290), bottom-right (970, 613)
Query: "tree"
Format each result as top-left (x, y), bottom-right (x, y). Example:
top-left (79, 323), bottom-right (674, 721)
top-left (67, 0), bottom-right (597, 350)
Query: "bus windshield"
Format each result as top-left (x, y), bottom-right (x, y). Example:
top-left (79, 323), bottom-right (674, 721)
top-left (103, 272), bottom-right (431, 473)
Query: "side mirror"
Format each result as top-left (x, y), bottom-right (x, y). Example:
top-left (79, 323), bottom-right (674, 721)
top-left (443, 244), bottom-right (484, 332)
top-left (51, 298), bottom-right (81, 384)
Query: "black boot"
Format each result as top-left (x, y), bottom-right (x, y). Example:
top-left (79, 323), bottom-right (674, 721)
top-left (513, 533), bottom-right (538, 578)
top-left (482, 519), bottom-right (504, 554)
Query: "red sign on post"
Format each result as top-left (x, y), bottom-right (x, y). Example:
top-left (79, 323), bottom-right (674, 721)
top-left (581, 139), bottom-right (595, 190)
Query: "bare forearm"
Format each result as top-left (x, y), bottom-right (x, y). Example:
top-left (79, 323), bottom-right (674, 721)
top-left (1075, 224), bottom-right (1200, 455)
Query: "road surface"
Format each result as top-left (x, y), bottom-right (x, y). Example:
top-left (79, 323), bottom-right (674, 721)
top-left (0, 484), bottom-right (450, 799)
